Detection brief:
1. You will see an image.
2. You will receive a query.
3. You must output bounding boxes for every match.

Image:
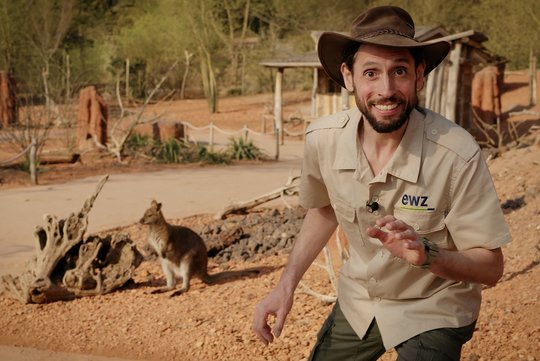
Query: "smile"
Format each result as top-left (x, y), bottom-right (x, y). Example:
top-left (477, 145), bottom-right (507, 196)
top-left (373, 103), bottom-right (399, 111)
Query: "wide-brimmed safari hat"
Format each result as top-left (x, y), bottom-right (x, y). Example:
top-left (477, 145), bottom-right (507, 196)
top-left (318, 6), bottom-right (451, 88)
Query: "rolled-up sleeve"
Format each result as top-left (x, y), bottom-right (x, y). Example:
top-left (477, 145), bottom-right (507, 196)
top-left (445, 149), bottom-right (511, 250)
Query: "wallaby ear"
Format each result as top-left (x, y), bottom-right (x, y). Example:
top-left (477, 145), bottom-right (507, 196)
top-left (151, 200), bottom-right (160, 209)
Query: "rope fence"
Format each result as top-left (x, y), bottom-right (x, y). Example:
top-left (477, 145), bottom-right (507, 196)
top-left (0, 141), bottom-right (33, 166)
top-left (179, 119), bottom-right (307, 159)
top-left (0, 139), bottom-right (38, 184)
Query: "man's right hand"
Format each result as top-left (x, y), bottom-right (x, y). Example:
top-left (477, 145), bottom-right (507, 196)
top-left (252, 287), bottom-right (294, 345)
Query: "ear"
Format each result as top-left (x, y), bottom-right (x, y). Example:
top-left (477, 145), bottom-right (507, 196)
top-left (151, 200), bottom-right (161, 210)
top-left (341, 63), bottom-right (355, 92)
top-left (415, 61), bottom-right (426, 92)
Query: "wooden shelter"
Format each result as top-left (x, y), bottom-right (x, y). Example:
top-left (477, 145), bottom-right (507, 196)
top-left (261, 26), bottom-right (499, 137)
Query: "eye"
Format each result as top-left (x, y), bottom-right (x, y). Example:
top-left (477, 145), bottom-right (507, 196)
top-left (364, 70), bottom-right (377, 79)
top-left (394, 67), bottom-right (407, 77)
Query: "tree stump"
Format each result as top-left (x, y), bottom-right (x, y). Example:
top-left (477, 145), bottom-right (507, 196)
top-left (77, 86), bottom-right (108, 148)
top-left (0, 71), bottom-right (18, 128)
top-left (0, 175), bottom-right (143, 304)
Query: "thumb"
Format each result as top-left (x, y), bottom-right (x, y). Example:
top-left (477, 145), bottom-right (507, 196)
top-left (272, 310), bottom-right (287, 338)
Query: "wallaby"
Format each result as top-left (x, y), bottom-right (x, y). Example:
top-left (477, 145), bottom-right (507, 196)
top-left (139, 200), bottom-right (257, 296)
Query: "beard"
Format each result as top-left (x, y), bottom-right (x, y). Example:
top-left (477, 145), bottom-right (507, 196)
top-left (356, 93), bottom-right (418, 133)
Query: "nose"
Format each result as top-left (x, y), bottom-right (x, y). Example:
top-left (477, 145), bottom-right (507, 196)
top-left (376, 74), bottom-right (396, 99)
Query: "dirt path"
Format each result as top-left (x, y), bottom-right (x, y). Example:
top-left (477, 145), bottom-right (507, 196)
top-left (0, 141), bottom-right (304, 278)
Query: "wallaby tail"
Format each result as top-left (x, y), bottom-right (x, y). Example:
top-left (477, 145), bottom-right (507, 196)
top-left (202, 269), bottom-right (260, 284)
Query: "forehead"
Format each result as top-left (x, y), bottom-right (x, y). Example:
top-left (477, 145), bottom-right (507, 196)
top-left (354, 44), bottom-right (414, 68)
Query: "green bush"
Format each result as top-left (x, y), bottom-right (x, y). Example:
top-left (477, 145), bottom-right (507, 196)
top-left (155, 139), bottom-right (230, 164)
top-left (125, 133), bottom-right (155, 153)
top-left (227, 137), bottom-right (263, 161)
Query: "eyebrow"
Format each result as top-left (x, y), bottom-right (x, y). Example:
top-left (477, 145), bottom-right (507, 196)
top-left (360, 57), bottom-right (411, 68)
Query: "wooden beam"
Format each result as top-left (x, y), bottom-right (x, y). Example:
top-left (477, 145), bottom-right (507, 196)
top-left (274, 68), bottom-right (284, 153)
top-left (445, 42), bottom-right (462, 122)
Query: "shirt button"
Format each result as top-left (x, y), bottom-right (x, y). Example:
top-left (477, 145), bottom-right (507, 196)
top-left (431, 129), bottom-right (438, 135)
top-left (413, 223), bottom-right (420, 231)
top-left (374, 297), bottom-right (381, 302)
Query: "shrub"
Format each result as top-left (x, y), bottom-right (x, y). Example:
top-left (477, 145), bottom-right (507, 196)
top-left (226, 137), bottom-right (262, 160)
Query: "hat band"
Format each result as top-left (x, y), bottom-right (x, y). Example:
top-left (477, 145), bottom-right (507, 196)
top-left (359, 28), bottom-right (413, 40)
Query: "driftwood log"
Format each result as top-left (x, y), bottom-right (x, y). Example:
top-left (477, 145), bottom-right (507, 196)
top-left (0, 175), bottom-right (143, 304)
top-left (214, 176), bottom-right (300, 219)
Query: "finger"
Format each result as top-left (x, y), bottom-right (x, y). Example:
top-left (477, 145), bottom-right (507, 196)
top-left (375, 215), bottom-right (395, 227)
top-left (385, 219), bottom-right (412, 232)
top-left (366, 226), bottom-right (386, 240)
top-left (394, 228), bottom-right (416, 241)
top-left (255, 323), bottom-right (273, 345)
top-left (252, 308), bottom-right (274, 345)
top-left (272, 309), bottom-right (288, 338)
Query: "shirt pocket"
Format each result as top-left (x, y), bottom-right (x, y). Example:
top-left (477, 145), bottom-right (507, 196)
top-left (331, 198), bottom-right (365, 246)
top-left (393, 208), bottom-right (448, 248)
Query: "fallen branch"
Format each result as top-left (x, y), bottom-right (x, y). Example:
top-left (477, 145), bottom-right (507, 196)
top-left (214, 175), bottom-right (300, 219)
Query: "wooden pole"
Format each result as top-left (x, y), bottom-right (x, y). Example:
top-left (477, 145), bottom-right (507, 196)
top-left (530, 48), bottom-right (537, 106)
top-left (445, 42), bottom-right (462, 122)
top-left (274, 68), bottom-right (284, 146)
top-left (209, 122), bottom-right (214, 152)
top-left (311, 68), bottom-right (318, 117)
top-left (29, 138), bottom-right (37, 185)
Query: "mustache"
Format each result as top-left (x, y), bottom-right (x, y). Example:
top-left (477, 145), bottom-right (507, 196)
top-left (368, 96), bottom-right (404, 106)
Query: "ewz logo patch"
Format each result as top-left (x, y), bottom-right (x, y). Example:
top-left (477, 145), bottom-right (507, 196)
top-left (400, 194), bottom-right (435, 212)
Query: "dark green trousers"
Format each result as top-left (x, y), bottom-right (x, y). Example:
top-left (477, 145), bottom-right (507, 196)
top-left (308, 302), bottom-right (476, 361)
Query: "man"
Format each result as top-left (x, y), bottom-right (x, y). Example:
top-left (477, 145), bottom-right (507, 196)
top-left (252, 5), bottom-right (511, 361)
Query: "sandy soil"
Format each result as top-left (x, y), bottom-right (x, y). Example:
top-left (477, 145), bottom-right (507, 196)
top-left (0, 74), bottom-right (539, 361)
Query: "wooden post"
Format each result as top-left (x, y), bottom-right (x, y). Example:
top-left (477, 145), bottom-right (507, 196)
top-left (445, 42), bottom-right (462, 122)
top-left (243, 125), bottom-right (248, 141)
top-left (530, 48), bottom-right (537, 106)
top-left (311, 68), bottom-right (318, 117)
top-left (29, 138), bottom-right (37, 185)
top-left (209, 122), bottom-right (214, 152)
top-left (275, 123), bottom-right (280, 160)
top-left (274, 68), bottom-right (284, 146)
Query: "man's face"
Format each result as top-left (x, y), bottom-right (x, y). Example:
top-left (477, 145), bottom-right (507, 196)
top-left (341, 44), bottom-right (425, 133)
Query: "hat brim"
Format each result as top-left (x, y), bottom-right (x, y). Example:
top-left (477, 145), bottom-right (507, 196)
top-left (318, 32), bottom-right (451, 88)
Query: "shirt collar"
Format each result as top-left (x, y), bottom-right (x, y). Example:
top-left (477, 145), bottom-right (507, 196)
top-left (385, 108), bottom-right (425, 183)
top-left (332, 107), bottom-right (425, 184)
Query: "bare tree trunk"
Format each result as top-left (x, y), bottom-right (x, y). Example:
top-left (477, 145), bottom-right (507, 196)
top-left (200, 48), bottom-right (217, 113)
top-left (29, 138), bottom-right (37, 185)
top-left (0, 71), bottom-right (17, 128)
top-left (125, 57), bottom-right (130, 99)
top-left (180, 51), bottom-right (193, 100)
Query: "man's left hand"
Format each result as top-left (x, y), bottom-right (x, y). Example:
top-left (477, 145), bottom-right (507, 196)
top-left (367, 215), bottom-right (426, 266)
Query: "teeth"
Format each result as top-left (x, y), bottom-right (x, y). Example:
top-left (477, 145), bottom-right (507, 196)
top-left (374, 104), bottom-right (398, 111)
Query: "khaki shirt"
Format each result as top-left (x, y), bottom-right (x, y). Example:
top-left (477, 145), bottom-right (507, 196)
top-left (299, 107), bottom-right (511, 349)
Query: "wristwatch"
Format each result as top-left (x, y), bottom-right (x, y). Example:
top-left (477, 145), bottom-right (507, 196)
top-left (416, 237), bottom-right (439, 269)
